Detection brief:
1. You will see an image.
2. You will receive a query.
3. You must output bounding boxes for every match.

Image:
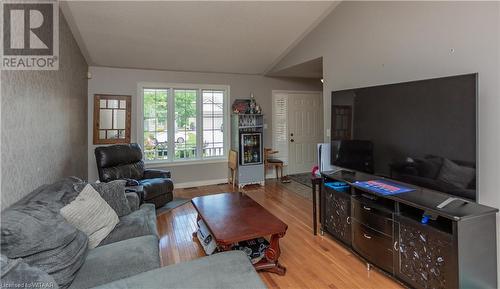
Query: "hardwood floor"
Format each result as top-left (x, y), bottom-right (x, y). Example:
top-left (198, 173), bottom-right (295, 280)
top-left (157, 180), bottom-right (403, 289)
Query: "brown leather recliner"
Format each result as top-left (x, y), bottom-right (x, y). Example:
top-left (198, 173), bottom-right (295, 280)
top-left (94, 143), bottom-right (173, 208)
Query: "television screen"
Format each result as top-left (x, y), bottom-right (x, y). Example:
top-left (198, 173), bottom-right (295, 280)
top-left (331, 73), bottom-right (477, 201)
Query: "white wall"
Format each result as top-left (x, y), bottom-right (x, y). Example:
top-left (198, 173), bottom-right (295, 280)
top-left (272, 0), bottom-right (500, 280)
top-left (87, 66), bottom-right (321, 185)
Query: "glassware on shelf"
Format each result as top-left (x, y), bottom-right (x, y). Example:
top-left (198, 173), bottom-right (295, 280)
top-left (238, 114), bottom-right (260, 127)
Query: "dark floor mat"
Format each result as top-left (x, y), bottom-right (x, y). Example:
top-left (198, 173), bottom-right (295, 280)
top-left (287, 173), bottom-right (313, 188)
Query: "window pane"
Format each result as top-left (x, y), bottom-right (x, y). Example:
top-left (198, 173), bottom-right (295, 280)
top-left (174, 89), bottom-right (197, 160)
top-left (143, 89), bottom-right (168, 161)
top-left (202, 90), bottom-right (224, 158)
top-left (213, 92), bottom-right (223, 104)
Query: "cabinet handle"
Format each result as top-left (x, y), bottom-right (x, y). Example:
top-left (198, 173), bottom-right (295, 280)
top-left (346, 216), bottom-right (351, 224)
top-left (393, 241), bottom-right (398, 251)
top-left (363, 233), bottom-right (372, 239)
top-left (363, 206), bottom-right (371, 211)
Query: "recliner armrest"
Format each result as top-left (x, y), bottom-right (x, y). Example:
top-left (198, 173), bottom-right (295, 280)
top-left (143, 169), bottom-right (171, 179)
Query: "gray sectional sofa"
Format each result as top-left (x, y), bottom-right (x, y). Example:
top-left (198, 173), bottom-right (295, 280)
top-left (1, 177), bottom-right (266, 289)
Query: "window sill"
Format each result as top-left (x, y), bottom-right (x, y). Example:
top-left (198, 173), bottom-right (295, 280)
top-left (145, 158), bottom-right (228, 168)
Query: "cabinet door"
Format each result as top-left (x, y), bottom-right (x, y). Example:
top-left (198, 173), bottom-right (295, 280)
top-left (395, 216), bottom-right (456, 289)
top-left (323, 186), bottom-right (351, 246)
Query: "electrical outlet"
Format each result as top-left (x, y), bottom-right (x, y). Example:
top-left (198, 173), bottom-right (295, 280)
top-left (263, 123), bottom-right (268, 129)
top-left (326, 128), bottom-right (331, 137)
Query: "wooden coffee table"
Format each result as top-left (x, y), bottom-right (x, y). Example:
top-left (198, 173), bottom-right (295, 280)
top-left (191, 192), bottom-right (288, 275)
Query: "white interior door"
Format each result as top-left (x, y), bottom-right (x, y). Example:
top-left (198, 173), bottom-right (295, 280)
top-left (273, 91), bottom-right (323, 175)
top-left (288, 92), bottom-right (323, 174)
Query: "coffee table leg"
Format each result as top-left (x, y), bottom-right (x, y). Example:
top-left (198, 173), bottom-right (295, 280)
top-left (254, 233), bottom-right (286, 276)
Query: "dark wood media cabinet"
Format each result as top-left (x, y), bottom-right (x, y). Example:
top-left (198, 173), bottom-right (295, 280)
top-left (320, 169), bottom-right (498, 289)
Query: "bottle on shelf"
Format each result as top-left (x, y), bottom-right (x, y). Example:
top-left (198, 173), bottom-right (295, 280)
top-left (253, 151), bottom-right (259, 163)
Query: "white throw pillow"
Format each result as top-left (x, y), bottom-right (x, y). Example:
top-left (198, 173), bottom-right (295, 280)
top-left (60, 184), bottom-right (119, 249)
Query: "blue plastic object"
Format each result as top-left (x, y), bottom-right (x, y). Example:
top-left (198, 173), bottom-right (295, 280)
top-left (324, 182), bottom-right (350, 193)
top-left (421, 215), bottom-right (430, 224)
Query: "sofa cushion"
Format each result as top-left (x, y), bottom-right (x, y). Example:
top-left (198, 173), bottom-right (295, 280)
top-left (1, 254), bottom-right (59, 289)
top-left (139, 178), bottom-right (174, 201)
top-left (99, 204), bottom-right (158, 246)
top-left (60, 185), bottom-right (119, 249)
top-left (74, 180), bottom-right (131, 217)
top-left (1, 203), bottom-right (88, 288)
top-left (90, 251), bottom-right (266, 289)
top-left (437, 158), bottom-right (476, 189)
top-left (125, 192), bottom-right (140, 212)
top-left (69, 235), bottom-right (160, 289)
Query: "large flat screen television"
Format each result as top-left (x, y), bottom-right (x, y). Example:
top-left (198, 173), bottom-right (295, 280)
top-left (331, 73), bottom-right (477, 201)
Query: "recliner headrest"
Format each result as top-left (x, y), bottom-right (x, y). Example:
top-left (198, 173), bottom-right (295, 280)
top-left (95, 143), bottom-right (143, 168)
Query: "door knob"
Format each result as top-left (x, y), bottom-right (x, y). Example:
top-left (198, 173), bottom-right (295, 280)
top-left (290, 139), bottom-right (295, 142)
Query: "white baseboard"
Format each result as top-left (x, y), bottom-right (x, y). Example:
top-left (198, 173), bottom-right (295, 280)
top-left (174, 178), bottom-right (228, 189)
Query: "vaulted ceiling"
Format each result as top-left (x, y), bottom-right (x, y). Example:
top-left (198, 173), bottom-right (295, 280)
top-left (61, 1), bottom-right (335, 75)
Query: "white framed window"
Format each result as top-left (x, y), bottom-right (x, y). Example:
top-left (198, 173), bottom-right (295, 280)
top-left (138, 83), bottom-right (230, 165)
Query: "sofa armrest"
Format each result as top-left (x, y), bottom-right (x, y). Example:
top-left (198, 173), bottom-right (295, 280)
top-left (125, 192), bottom-right (140, 211)
top-left (143, 169), bottom-right (171, 179)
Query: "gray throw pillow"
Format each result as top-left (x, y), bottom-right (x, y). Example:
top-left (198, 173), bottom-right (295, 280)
top-left (1, 254), bottom-right (59, 289)
top-left (61, 185), bottom-right (119, 249)
top-left (74, 180), bottom-right (131, 216)
top-left (437, 158), bottom-right (475, 189)
top-left (1, 204), bottom-right (88, 288)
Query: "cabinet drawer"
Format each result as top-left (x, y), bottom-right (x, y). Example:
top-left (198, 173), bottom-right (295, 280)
top-left (352, 197), bottom-right (393, 236)
top-left (352, 220), bottom-right (394, 273)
